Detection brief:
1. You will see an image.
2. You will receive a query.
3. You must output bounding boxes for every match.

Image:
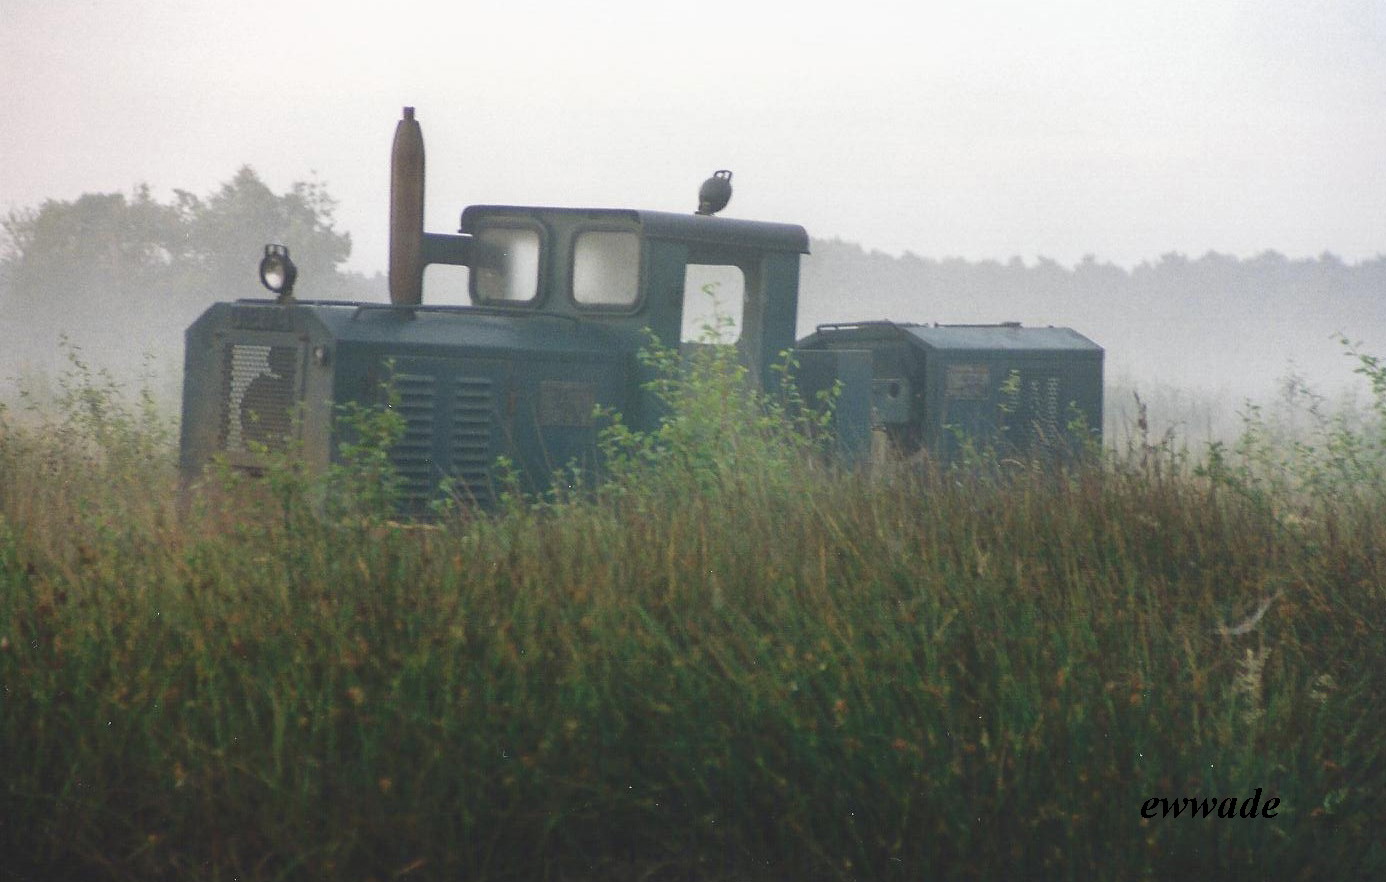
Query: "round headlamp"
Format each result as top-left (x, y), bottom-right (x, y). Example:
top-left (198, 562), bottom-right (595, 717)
top-left (259, 244), bottom-right (298, 298)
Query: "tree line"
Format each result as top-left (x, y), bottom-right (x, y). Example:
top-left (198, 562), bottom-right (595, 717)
top-left (799, 239), bottom-right (1386, 396)
top-left (3, 172), bottom-right (1381, 400)
top-left (0, 168), bottom-right (382, 381)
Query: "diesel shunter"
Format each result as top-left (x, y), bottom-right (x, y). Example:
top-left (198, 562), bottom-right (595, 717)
top-left (179, 108), bottom-right (1103, 510)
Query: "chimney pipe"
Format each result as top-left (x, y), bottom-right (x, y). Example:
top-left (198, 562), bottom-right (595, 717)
top-left (389, 106), bottom-right (425, 305)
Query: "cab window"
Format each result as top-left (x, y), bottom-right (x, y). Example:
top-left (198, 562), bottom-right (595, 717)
top-left (573, 231), bottom-right (640, 307)
top-left (423, 264), bottom-right (471, 305)
top-left (681, 263), bottom-right (745, 343)
top-left (473, 227), bottom-right (540, 303)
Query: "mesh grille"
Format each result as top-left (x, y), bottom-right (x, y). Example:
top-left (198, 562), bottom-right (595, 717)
top-left (221, 344), bottom-right (300, 452)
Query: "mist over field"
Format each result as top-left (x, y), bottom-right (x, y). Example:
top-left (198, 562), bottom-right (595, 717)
top-left (798, 243), bottom-right (1386, 441)
top-left (2, 192), bottom-right (1381, 448)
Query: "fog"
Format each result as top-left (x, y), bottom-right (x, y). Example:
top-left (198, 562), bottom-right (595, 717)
top-left (3, 0), bottom-right (1384, 437)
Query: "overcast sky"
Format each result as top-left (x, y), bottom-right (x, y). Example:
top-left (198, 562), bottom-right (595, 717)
top-left (3, 0), bottom-right (1383, 274)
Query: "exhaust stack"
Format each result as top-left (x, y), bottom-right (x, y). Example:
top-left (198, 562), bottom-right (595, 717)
top-left (389, 106), bottom-right (425, 305)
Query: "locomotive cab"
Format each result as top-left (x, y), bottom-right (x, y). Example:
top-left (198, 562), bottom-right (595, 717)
top-left (178, 136), bottom-right (816, 511)
top-left (449, 204), bottom-right (809, 385)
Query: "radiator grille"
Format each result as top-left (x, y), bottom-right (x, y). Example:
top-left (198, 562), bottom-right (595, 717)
top-left (451, 378), bottom-right (495, 504)
top-left (390, 373), bottom-right (439, 508)
top-left (221, 344), bottom-right (300, 453)
top-left (387, 373), bottom-right (496, 509)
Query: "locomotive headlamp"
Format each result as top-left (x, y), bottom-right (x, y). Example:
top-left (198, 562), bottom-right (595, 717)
top-left (259, 244), bottom-right (298, 299)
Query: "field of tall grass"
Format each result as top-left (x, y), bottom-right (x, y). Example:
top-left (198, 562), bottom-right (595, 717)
top-left (2, 341), bottom-right (1384, 880)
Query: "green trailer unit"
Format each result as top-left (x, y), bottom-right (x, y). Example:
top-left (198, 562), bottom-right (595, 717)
top-left (796, 321), bottom-right (1103, 459)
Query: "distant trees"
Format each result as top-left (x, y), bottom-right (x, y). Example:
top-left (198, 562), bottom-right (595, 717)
top-left (1, 167), bottom-right (353, 312)
top-left (798, 242), bottom-right (1386, 396)
top-left (2, 174), bottom-right (1380, 404)
top-left (2, 186), bottom-right (184, 312)
top-left (170, 168), bottom-right (354, 303)
top-left (1, 168), bottom-right (382, 379)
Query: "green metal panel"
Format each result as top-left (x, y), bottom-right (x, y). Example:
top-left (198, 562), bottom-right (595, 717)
top-left (797, 321), bottom-right (1103, 460)
top-left (902, 323), bottom-right (1102, 352)
top-left (794, 348), bottom-right (873, 462)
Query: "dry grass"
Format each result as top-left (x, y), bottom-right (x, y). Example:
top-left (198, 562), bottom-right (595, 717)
top-left (3, 353), bottom-right (1385, 880)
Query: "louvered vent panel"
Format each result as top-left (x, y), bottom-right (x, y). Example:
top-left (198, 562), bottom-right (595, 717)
top-left (451, 377), bottom-right (495, 504)
top-left (390, 373), bottom-right (439, 507)
top-left (220, 344), bottom-right (300, 453)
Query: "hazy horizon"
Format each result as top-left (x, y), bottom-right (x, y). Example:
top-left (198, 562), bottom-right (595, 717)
top-left (4, 1), bottom-right (1384, 275)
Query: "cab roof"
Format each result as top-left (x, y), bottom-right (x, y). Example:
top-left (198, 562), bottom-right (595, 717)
top-left (460, 205), bottom-right (811, 255)
top-left (801, 321), bottom-right (1103, 354)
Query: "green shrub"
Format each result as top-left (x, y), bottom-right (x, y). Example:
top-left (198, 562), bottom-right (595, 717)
top-left (593, 302), bottom-right (838, 506)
